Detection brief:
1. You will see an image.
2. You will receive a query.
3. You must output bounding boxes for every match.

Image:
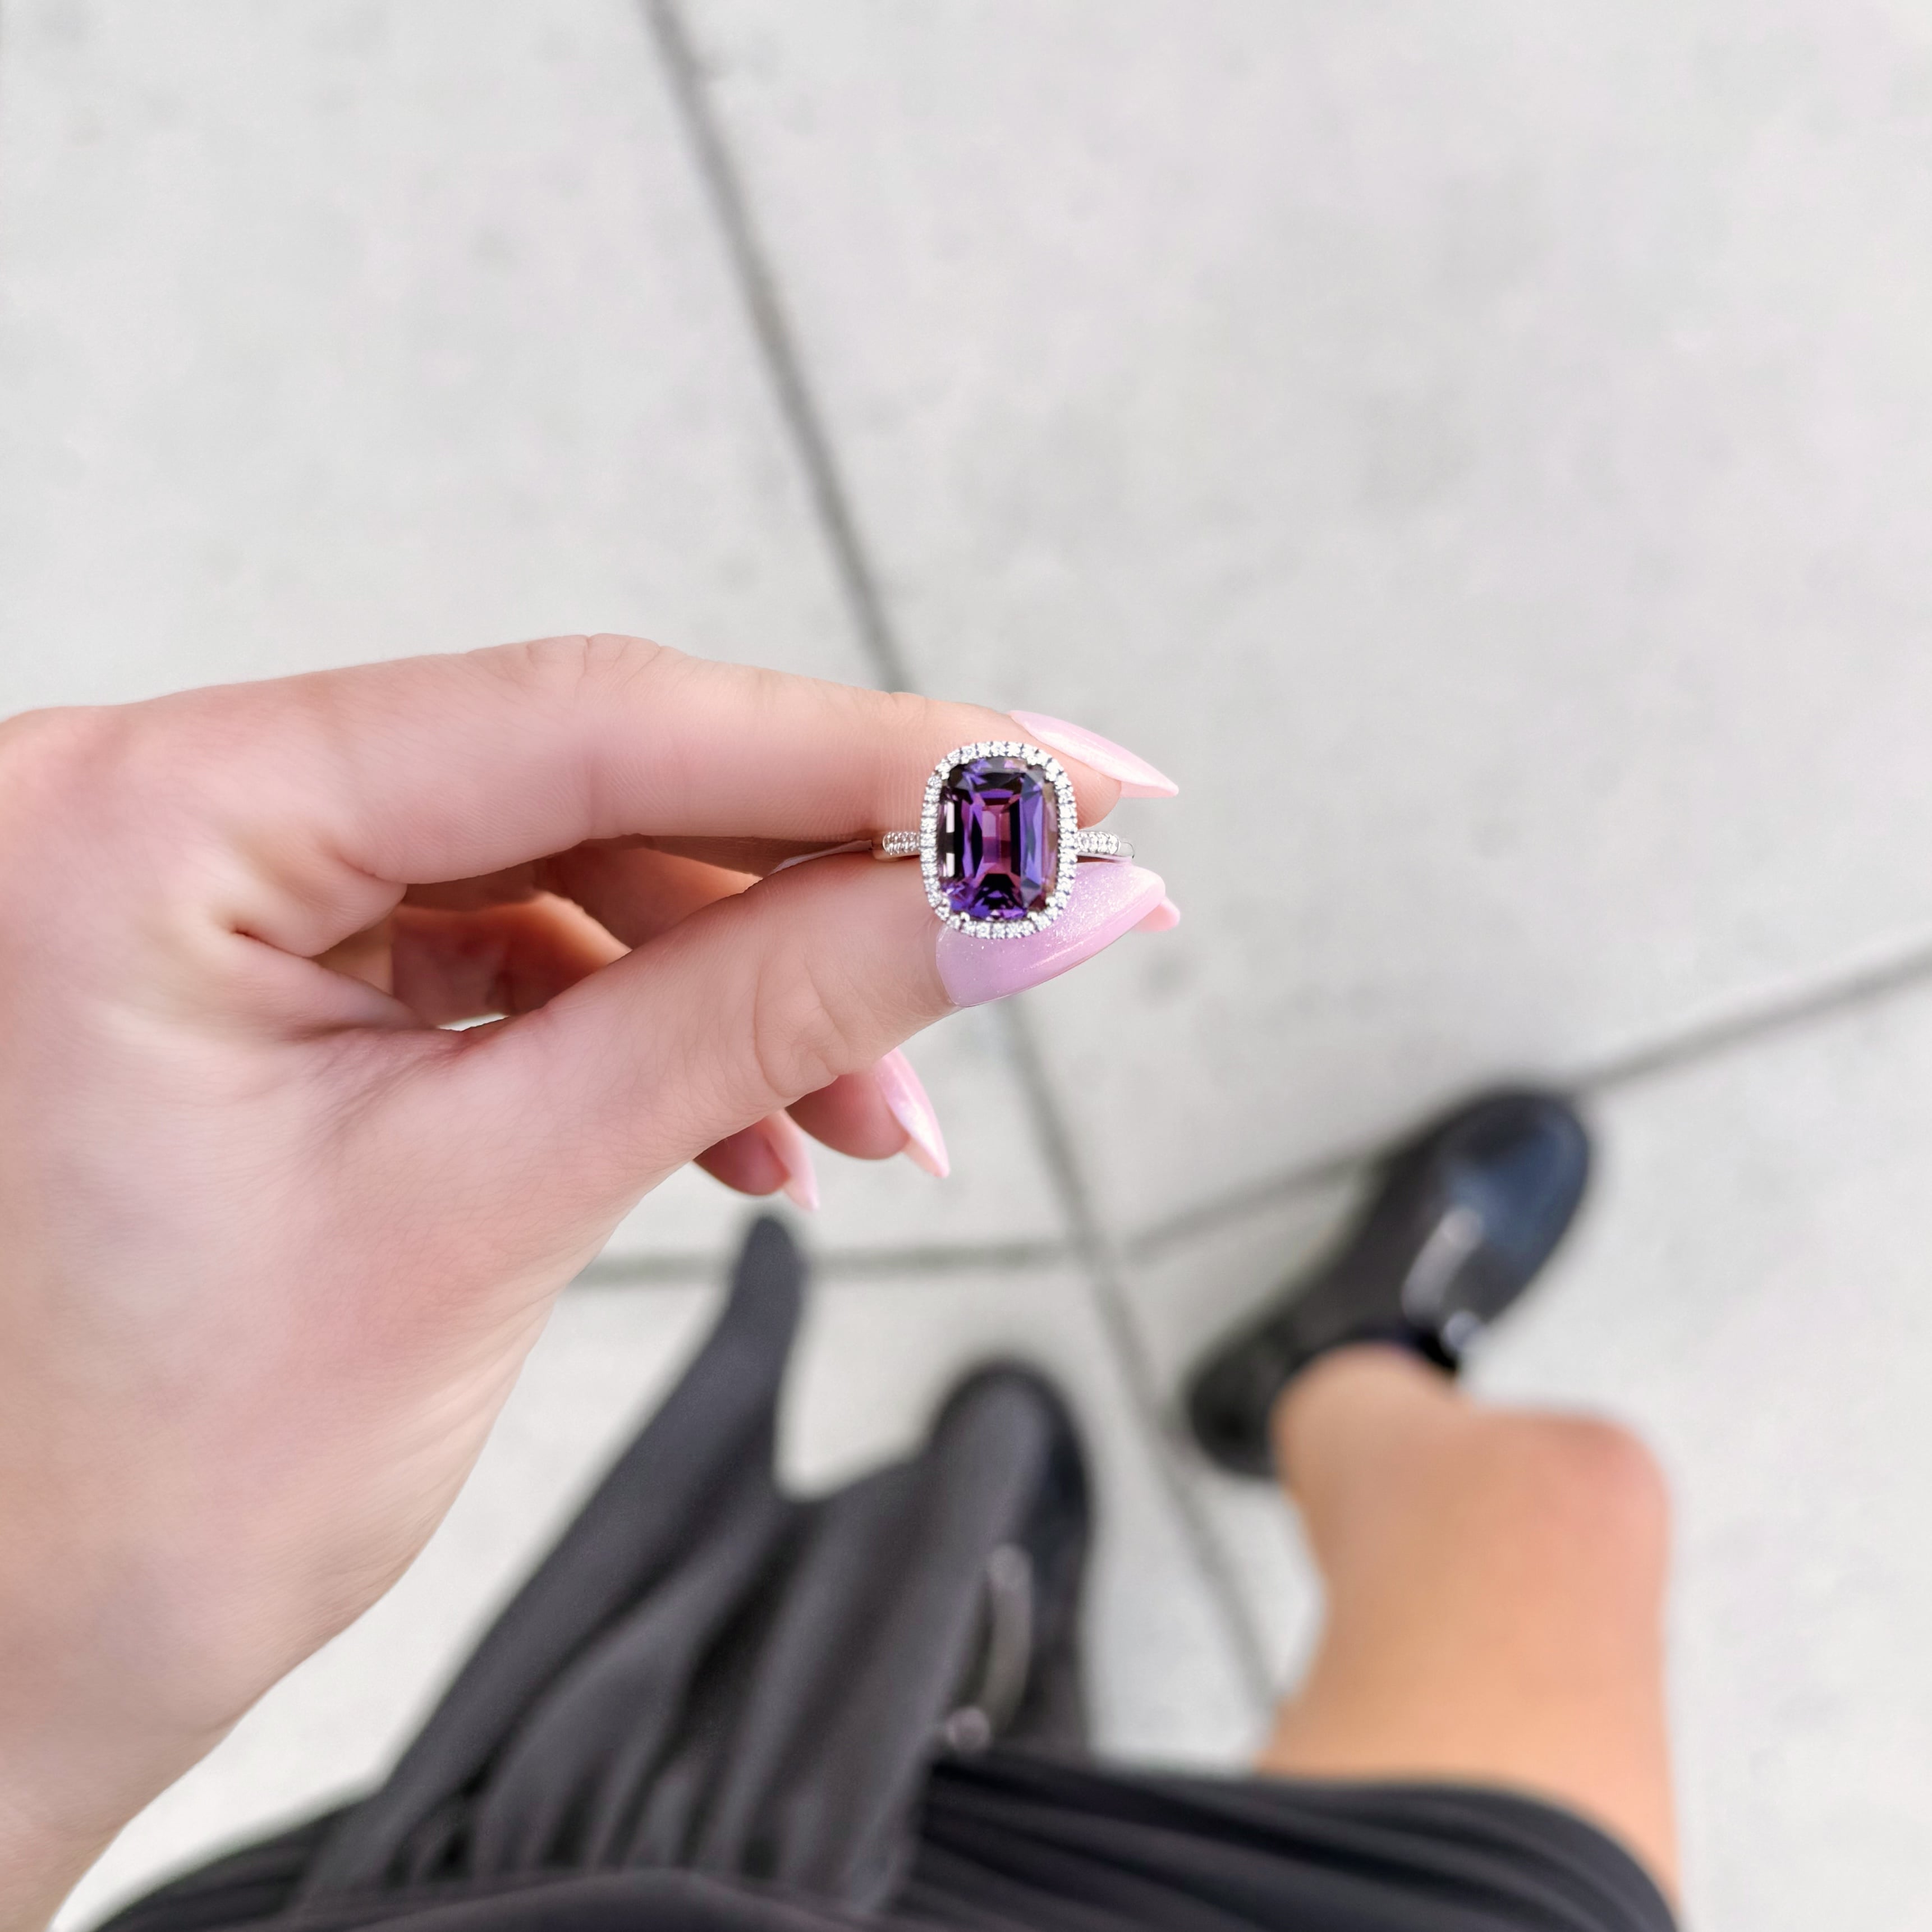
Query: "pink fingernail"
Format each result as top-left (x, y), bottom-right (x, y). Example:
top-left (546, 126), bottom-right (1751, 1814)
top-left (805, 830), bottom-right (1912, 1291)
top-left (760, 1111), bottom-right (820, 1213)
top-left (875, 1047), bottom-right (950, 1178)
top-left (1008, 712), bottom-right (1179, 797)
top-left (1137, 895), bottom-right (1182, 933)
top-left (937, 864), bottom-right (1168, 1008)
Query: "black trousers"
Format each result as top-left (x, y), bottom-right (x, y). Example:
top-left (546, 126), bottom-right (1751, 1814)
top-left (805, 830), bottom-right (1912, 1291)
top-left (108, 1221), bottom-right (1674, 1932)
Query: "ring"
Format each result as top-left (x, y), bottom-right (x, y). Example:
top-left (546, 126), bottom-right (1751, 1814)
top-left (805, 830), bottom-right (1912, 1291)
top-left (873, 740), bottom-right (1135, 937)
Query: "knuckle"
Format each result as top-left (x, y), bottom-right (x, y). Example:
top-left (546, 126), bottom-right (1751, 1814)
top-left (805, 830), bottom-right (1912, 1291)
top-left (0, 696), bottom-right (279, 907)
top-left (861, 687), bottom-right (944, 792)
top-left (0, 703), bottom-right (83, 786)
top-left (475, 632), bottom-right (677, 704)
top-left (746, 944), bottom-right (864, 1105)
top-left (112, 696), bottom-right (289, 857)
top-left (0, 706), bottom-right (121, 842)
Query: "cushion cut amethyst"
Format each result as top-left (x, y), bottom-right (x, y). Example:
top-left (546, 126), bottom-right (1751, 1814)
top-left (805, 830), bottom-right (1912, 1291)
top-left (937, 756), bottom-right (1060, 921)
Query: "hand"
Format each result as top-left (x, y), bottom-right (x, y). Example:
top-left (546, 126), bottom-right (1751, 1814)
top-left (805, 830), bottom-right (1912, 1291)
top-left (0, 637), bottom-right (1166, 1927)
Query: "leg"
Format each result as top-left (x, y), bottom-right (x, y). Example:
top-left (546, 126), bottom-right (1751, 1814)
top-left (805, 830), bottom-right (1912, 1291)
top-left (1259, 1346), bottom-right (1678, 1899)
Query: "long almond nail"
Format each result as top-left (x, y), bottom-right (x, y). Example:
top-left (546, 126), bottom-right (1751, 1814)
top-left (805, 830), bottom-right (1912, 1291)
top-left (1008, 712), bottom-right (1179, 797)
top-left (875, 1048), bottom-right (950, 1178)
top-left (760, 1111), bottom-right (820, 1213)
top-left (1137, 895), bottom-right (1182, 933)
top-left (937, 864), bottom-right (1168, 1007)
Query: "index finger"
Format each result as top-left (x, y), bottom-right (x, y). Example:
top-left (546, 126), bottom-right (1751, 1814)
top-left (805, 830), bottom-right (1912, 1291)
top-left (135, 636), bottom-right (1123, 953)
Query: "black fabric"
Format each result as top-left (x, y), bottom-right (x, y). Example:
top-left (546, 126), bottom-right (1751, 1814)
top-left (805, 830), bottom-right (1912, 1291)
top-left (908, 1753), bottom-right (1676, 1932)
top-left (104, 1218), bottom-right (1673, 1932)
top-left (295, 1217), bottom-right (1088, 1912)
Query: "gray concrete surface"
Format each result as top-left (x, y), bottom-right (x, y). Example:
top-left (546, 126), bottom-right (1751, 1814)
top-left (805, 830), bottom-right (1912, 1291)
top-left (3, 3), bottom-right (1930, 1925)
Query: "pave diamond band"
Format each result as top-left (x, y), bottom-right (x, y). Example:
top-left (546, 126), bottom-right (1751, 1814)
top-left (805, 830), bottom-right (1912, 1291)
top-left (875, 827), bottom-right (1131, 862)
top-left (873, 739), bottom-right (1135, 938)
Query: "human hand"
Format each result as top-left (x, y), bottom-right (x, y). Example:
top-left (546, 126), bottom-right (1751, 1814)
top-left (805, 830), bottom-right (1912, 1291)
top-left (0, 637), bottom-right (1171, 1927)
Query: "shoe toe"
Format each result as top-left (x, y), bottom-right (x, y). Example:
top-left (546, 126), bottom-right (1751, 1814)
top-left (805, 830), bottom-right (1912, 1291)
top-left (1440, 1091), bottom-right (1590, 1284)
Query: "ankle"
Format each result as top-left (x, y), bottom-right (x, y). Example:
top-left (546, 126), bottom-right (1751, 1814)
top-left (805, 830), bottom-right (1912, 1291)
top-left (1268, 1342), bottom-right (1460, 1485)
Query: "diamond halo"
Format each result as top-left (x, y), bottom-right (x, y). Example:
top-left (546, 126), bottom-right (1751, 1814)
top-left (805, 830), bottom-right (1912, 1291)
top-left (918, 740), bottom-right (1081, 939)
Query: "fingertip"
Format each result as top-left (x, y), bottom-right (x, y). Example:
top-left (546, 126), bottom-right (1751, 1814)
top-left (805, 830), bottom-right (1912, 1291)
top-left (1007, 711), bottom-right (1180, 798)
top-left (760, 1110), bottom-right (821, 1213)
top-left (935, 864), bottom-right (1167, 1007)
top-left (875, 1047), bottom-right (950, 1179)
top-left (694, 1124), bottom-right (785, 1199)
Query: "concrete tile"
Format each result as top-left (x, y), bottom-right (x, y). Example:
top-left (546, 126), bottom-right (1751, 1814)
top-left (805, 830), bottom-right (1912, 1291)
top-left (1121, 1185), bottom-right (1365, 1413)
top-left (59, 1281), bottom-right (723, 1929)
top-left (0, 0), bottom-right (861, 704)
top-left (0, 0), bottom-right (1061, 1262)
top-left (1457, 992), bottom-right (1932, 1932)
top-left (686, 0), bottom-right (1932, 1234)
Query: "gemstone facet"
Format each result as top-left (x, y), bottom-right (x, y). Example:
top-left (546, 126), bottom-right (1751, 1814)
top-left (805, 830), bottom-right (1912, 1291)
top-left (937, 755), bottom-right (1060, 922)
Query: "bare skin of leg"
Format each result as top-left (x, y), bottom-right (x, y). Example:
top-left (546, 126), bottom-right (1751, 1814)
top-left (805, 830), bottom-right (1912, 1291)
top-left (1258, 1346), bottom-right (1678, 1901)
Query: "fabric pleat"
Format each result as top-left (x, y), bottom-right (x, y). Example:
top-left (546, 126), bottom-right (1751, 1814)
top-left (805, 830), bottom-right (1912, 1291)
top-left (104, 1217), bottom-right (1671, 1932)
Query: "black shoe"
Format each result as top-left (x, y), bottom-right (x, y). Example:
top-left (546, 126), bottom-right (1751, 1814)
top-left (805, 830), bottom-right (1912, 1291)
top-left (1185, 1088), bottom-right (1591, 1479)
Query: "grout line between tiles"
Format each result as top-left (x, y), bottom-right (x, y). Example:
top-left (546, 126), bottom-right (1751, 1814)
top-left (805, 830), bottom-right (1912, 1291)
top-left (641, 0), bottom-right (912, 693)
top-left (1126, 1145), bottom-right (1369, 1265)
top-left (575, 1237), bottom-right (1073, 1291)
top-left (639, 0), bottom-right (1277, 1715)
top-left (1575, 931), bottom-right (1932, 1098)
top-left (1124, 929), bottom-right (1932, 1265)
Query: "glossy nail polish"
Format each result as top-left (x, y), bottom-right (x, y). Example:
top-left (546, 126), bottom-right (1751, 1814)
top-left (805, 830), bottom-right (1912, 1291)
top-left (760, 1110), bottom-right (820, 1213)
top-left (937, 863), bottom-right (1169, 1007)
top-left (1008, 712), bottom-right (1179, 797)
top-left (875, 1048), bottom-right (950, 1178)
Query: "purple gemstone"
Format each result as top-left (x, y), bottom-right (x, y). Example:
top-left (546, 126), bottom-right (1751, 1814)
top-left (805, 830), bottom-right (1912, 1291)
top-left (937, 756), bottom-right (1060, 921)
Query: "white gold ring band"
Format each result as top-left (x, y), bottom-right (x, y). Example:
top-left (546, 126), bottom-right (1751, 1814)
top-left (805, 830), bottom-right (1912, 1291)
top-left (872, 827), bottom-right (1132, 864)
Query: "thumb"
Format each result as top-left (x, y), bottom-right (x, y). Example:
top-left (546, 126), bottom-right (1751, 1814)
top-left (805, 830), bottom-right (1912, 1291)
top-left (388, 851), bottom-right (1167, 1252)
